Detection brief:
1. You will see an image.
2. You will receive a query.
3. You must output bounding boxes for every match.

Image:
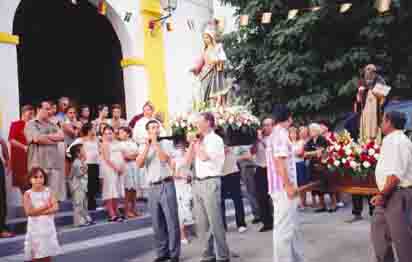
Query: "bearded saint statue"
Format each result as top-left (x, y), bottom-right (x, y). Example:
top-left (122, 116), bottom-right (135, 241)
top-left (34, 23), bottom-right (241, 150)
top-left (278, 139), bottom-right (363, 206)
top-left (356, 64), bottom-right (390, 142)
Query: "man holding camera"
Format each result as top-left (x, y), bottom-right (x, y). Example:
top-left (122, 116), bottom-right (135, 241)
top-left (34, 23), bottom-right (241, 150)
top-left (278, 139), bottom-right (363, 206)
top-left (185, 112), bottom-right (230, 262)
top-left (136, 120), bottom-right (180, 262)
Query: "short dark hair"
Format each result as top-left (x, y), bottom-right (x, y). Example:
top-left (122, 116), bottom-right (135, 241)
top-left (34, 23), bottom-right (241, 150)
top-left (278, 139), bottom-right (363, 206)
top-left (79, 104), bottom-right (89, 111)
top-left (272, 104), bottom-right (291, 124)
top-left (21, 105), bottom-right (33, 114)
top-left (385, 111), bottom-right (407, 130)
top-left (143, 101), bottom-right (154, 111)
top-left (98, 104), bottom-right (108, 112)
top-left (69, 144), bottom-right (83, 162)
top-left (145, 119), bottom-right (160, 130)
top-left (119, 126), bottom-right (132, 137)
top-left (201, 112), bottom-right (215, 128)
top-left (103, 125), bottom-right (114, 134)
top-left (36, 101), bottom-right (50, 110)
top-left (28, 167), bottom-right (48, 186)
top-left (111, 104), bottom-right (122, 111)
top-left (81, 122), bottom-right (94, 137)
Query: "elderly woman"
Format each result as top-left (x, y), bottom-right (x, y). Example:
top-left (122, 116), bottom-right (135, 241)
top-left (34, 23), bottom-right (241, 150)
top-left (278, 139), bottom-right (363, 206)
top-left (8, 105), bottom-right (34, 193)
top-left (304, 123), bottom-right (337, 213)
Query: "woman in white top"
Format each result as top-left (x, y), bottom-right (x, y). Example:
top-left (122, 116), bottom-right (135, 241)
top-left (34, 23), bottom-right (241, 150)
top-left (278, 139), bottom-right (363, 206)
top-left (80, 123), bottom-right (100, 211)
top-left (172, 141), bottom-right (194, 244)
top-left (118, 127), bottom-right (141, 218)
top-left (92, 105), bottom-right (109, 133)
top-left (289, 127), bottom-right (308, 209)
top-left (221, 146), bottom-right (247, 233)
top-left (101, 126), bottom-right (126, 222)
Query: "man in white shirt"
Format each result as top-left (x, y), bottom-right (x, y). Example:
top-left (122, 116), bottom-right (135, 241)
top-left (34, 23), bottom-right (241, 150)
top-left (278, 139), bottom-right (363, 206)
top-left (371, 111), bottom-right (412, 262)
top-left (269, 105), bottom-right (303, 262)
top-left (185, 112), bottom-right (230, 262)
top-left (253, 118), bottom-right (274, 232)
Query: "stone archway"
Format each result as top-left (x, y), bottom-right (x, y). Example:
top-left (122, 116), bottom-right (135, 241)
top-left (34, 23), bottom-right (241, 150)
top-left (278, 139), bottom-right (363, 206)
top-left (13, 0), bottom-right (126, 115)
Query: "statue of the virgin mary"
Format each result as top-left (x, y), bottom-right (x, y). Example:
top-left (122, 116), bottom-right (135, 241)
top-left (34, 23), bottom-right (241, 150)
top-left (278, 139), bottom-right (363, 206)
top-left (190, 24), bottom-right (230, 109)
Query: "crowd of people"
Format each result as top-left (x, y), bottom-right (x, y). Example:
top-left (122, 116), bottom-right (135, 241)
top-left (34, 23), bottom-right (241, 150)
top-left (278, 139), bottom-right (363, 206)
top-left (0, 95), bottom-right (412, 262)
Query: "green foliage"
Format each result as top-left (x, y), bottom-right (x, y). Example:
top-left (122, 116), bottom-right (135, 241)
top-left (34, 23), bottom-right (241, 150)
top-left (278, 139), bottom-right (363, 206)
top-left (221, 0), bottom-right (412, 124)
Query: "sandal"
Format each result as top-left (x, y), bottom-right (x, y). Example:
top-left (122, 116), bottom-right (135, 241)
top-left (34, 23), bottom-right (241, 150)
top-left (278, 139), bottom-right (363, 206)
top-left (328, 207), bottom-right (338, 213)
top-left (108, 217), bottom-right (117, 222)
top-left (0, 231), bottom-right (15, 238)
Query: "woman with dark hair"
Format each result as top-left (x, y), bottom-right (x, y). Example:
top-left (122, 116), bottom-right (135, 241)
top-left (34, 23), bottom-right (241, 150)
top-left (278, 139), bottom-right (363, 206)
top-left (8, 105), bottom-right (34, 193)
top-left (101, 126), bottom-right (126, 222)
top-left (92, 104), bottom-right (109, 129)
top-left (78, 105), bottom-right (91, 125)
top-left (80, 123), bottom-right (100, 210)
top-left (118, 127), bottom-right (141, 218)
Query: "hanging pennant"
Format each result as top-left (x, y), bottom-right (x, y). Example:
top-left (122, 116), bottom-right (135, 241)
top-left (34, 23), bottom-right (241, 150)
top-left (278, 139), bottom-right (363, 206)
top-left (124, 12), bottom-right (132, 22)
top-left (187, 19), bottom-right (195, 31)
top-left (98, 0), bottom-right (107, 15)
top-left (166, 21), bottom-right (173, 32)
top-left (340, 3), bottom-right (352, 13)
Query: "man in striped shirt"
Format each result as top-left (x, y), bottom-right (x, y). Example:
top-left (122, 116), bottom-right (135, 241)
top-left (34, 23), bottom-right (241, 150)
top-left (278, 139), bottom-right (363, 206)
top-left (268, 105), bottom-right (303, 262)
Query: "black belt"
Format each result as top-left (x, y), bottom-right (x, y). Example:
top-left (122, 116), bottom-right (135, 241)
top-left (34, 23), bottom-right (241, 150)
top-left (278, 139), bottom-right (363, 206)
top-left (397, 185), bottom-right (412, 190)
top-left (194, 176), bottom-right (219, 182)
top-left (150, 177), bottom-right (174, 186)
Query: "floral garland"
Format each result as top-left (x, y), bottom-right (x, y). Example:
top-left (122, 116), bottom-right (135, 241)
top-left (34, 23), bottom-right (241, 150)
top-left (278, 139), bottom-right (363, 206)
top-left (170, 105), bottom-right (260, 139)
top-left (322, 130), bottom-right (380, 177)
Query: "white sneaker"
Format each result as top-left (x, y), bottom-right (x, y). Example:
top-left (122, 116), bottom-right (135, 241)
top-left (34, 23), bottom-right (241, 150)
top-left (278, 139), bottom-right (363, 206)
top-left (181, 239), bottom-right (189, 245)
top-left (337, 202), bottom-right (345, 208)
top-left (238, 226), bottom-right (248, 233)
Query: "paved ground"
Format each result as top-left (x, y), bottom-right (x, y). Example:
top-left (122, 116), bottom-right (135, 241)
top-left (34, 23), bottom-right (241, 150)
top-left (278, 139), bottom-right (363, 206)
top-left (133, 205), bottom-right (375, 262)
top-left (1, 199), bottom-right (377, 262)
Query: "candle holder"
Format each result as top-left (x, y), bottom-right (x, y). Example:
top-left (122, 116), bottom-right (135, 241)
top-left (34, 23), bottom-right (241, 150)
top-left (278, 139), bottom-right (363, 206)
top-left (375, 0), bottom-right (391, 13)
top-left (239, 15), bottom-right (249, 26)
top-left (261, 12), bottom-right (272, 24)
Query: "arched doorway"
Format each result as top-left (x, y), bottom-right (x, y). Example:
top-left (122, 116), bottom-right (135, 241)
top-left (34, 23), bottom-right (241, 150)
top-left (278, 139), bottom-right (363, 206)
top-left (13, 0), bottom-right (125, 114)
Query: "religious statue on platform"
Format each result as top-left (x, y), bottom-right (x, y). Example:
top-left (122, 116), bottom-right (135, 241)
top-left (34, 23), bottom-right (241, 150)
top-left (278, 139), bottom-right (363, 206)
top-left (190, 25), bottom-right (230, 109)
top-left (356, 64), bottom-right (391, 142)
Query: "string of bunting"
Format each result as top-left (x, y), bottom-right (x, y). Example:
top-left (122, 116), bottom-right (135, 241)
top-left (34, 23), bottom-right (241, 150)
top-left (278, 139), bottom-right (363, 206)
top-left (239, 0), bottom-right (392, 26)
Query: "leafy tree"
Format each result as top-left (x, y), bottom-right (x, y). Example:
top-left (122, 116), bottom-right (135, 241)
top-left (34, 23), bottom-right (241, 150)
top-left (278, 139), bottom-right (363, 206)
top-left (221, 0), bottom-right (412, 124)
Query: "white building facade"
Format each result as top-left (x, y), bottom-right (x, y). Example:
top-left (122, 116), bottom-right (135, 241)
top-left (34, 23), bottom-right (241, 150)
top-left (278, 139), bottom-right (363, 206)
top-left (0, 0), bottom-right (231, 137)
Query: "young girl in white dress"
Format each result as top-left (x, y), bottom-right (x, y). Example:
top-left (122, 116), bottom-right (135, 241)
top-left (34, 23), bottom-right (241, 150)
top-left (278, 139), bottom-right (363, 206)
top-left (68, 144), bottom-right (93, 227)
top-left (118, 127), bottom-right (142, 218)
top-left (173, 142), bottom-right (194, 244)
top-left (101, 126), bottom-right (126, 222)
top-left (23, 167), bottom-right (61, 262)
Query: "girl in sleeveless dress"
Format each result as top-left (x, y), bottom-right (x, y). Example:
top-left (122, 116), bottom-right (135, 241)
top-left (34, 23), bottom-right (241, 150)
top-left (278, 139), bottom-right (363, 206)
top-left (172, 142), bottom-right (194, 244)
top-left (23, 167), bottom-right (61, 262)
top-left (101, 126), bottom-right (126, 222)
top-left (118, 127), bottom-right (141, 218)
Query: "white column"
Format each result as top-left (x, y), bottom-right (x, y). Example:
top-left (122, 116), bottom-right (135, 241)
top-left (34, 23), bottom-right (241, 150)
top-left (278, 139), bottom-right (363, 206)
top-left (123, 65), bottom-right (149, 119)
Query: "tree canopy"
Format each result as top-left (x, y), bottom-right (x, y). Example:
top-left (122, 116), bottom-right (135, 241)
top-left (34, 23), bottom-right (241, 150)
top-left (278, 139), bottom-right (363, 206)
top-left (221, 0), bottom-right (412, 123)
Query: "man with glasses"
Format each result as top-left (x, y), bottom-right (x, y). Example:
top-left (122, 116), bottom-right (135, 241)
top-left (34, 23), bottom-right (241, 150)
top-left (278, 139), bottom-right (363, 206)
top-left (252, 118), bottom-right (274, 232)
